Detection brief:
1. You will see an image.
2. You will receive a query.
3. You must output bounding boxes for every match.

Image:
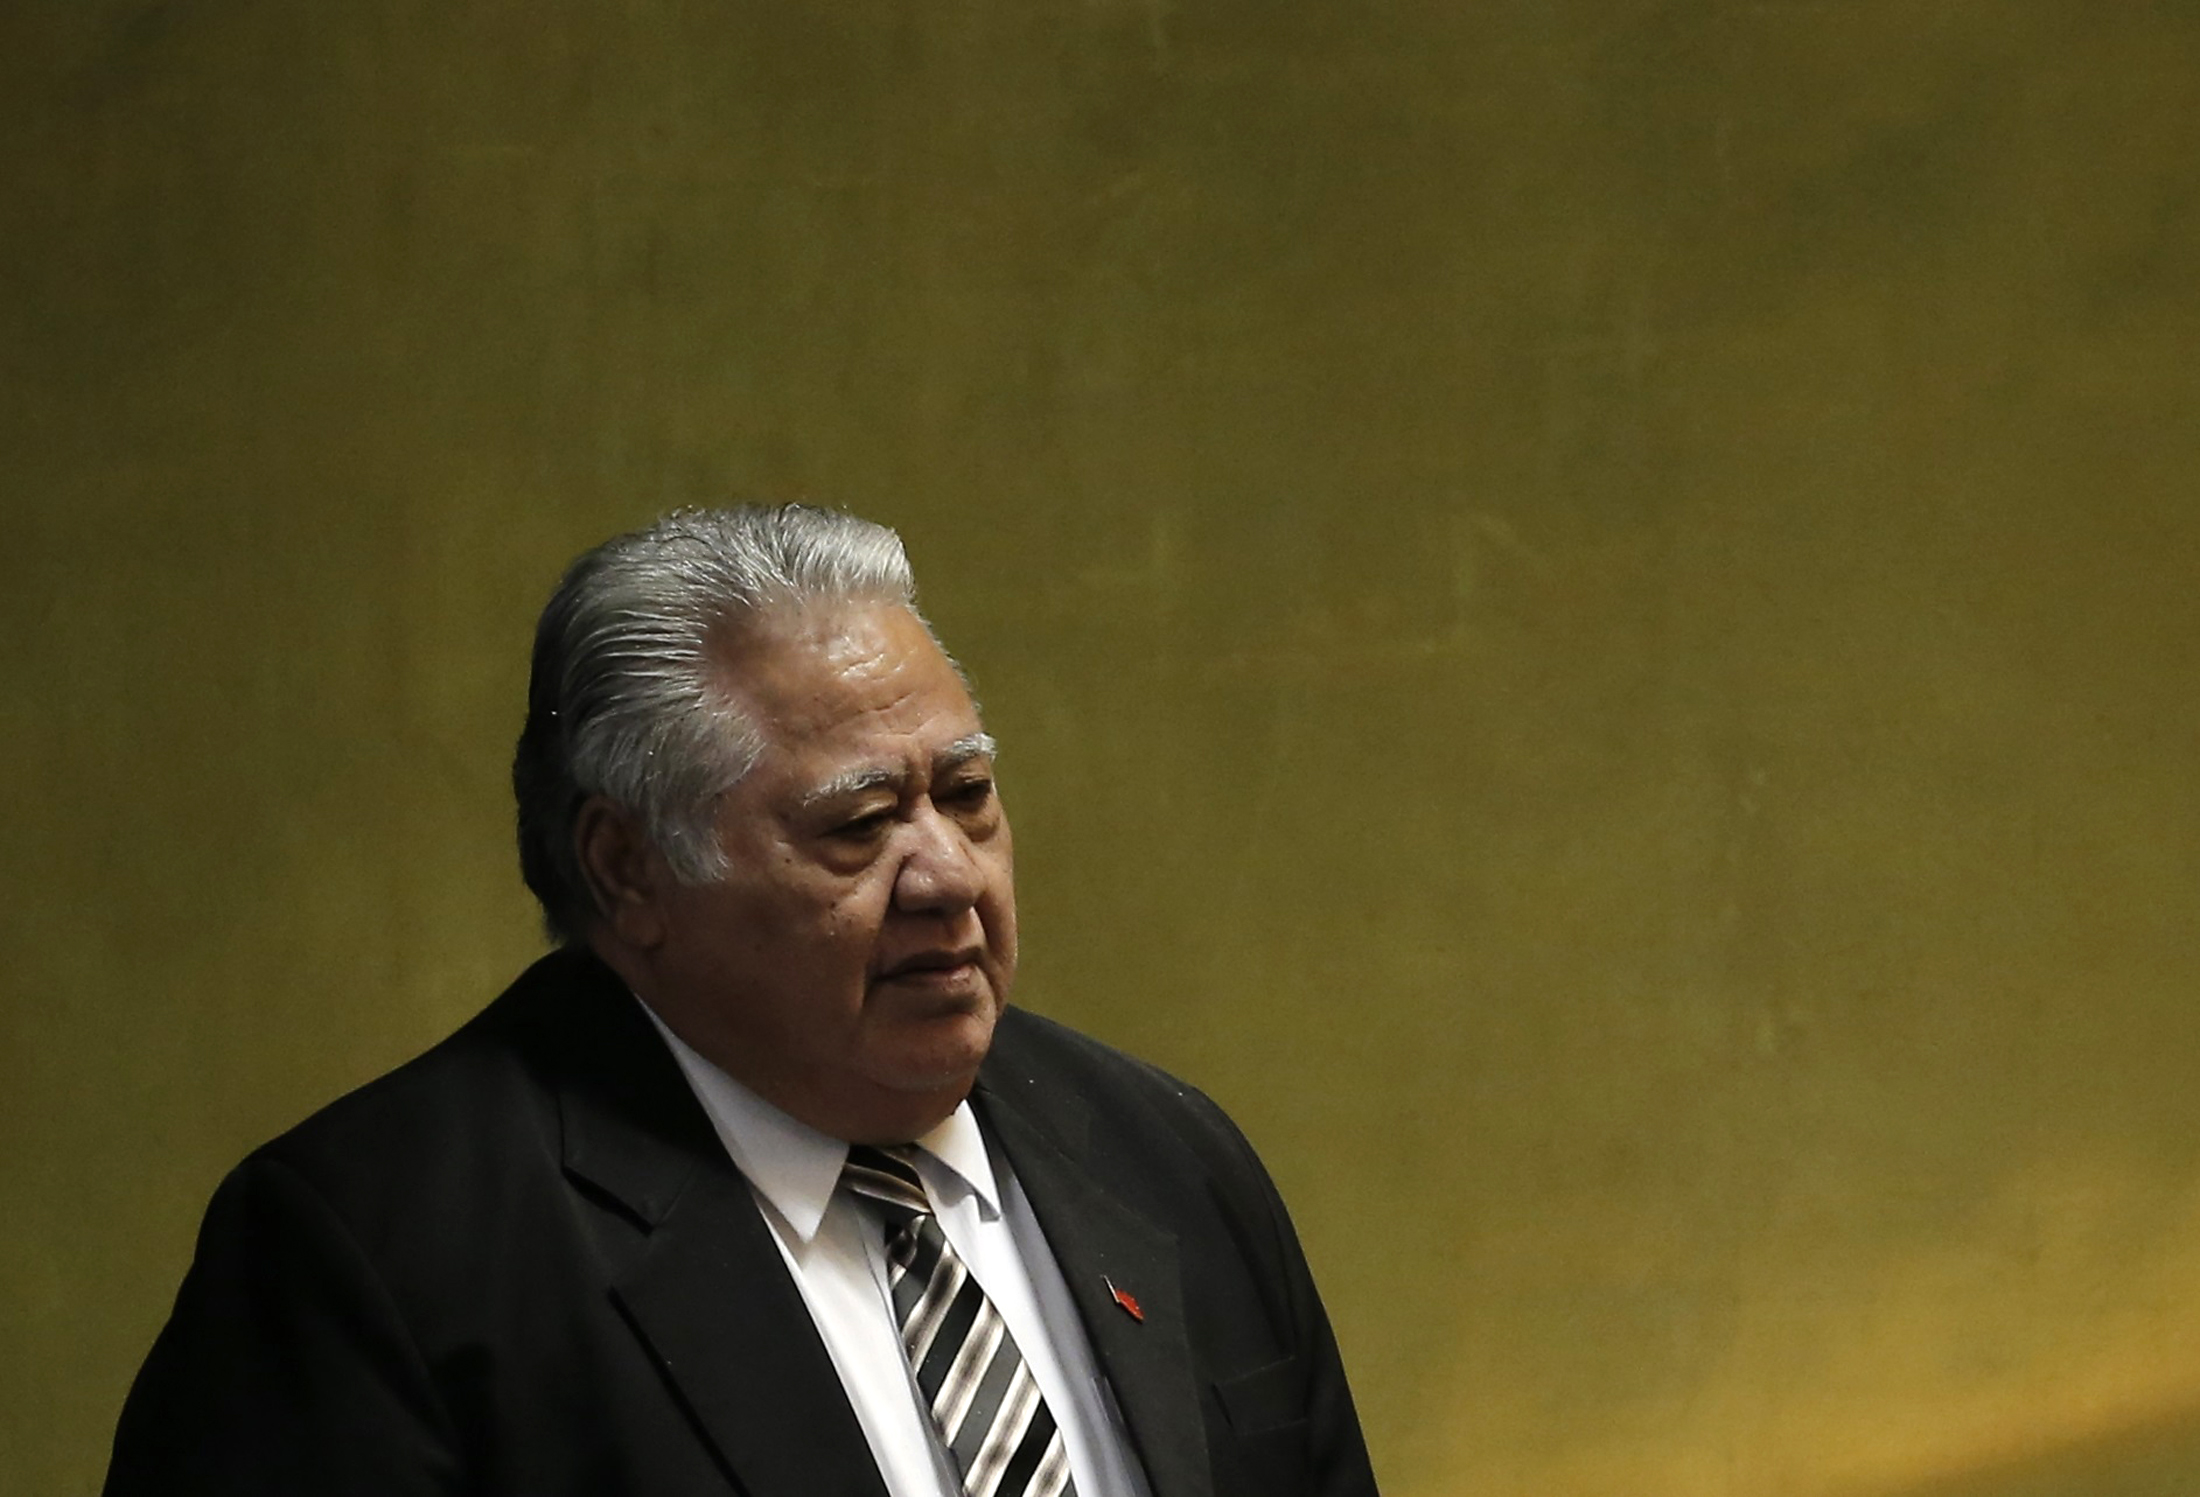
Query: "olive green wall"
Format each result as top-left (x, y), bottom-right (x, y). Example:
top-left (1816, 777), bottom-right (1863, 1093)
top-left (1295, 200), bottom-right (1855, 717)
top-left (6, 3), bottom-right (2198, 1494)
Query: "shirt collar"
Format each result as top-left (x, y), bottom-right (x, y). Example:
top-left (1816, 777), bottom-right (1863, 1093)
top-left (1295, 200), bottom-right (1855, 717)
top-left (636, 998), bottom-right (1001, 1244)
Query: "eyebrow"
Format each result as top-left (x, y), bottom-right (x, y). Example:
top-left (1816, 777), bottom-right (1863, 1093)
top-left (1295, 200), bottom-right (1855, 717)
top-left (940, 731), bottom-right (998, 771)
top-left (797, 732), bottom-right (998, 811)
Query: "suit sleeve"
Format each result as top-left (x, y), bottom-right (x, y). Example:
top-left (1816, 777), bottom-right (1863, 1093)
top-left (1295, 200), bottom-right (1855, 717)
top-left (105, 1153), bottom-right (467, 1497)
top-left (1174, 1083), bottom-right (1380, 1497)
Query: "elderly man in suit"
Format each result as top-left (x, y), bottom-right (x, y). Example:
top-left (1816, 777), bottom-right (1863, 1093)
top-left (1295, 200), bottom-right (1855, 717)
top-left (106, 504), bottom-right (1378, 1497)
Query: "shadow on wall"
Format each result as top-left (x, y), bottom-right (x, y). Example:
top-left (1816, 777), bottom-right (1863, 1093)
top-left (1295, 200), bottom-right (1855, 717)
top-left (1868, 1402), bottom-right (2200, 1497)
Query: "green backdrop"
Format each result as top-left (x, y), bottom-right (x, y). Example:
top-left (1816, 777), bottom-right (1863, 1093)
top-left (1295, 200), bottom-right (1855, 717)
top-left (6, 3), bottom-right (2199, 1494)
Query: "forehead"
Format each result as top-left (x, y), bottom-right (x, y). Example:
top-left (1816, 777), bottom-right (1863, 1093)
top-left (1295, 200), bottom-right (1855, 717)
top-left (712, 602), bottom-right (982, 767)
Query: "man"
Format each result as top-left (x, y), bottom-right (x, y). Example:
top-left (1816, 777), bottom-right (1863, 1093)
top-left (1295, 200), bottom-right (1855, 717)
top-left (106, 505), bottom-right (1378, 1497)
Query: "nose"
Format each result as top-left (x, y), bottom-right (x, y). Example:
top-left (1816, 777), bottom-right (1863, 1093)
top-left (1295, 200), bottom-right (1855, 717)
top-left (891, 805), bottom-right (985, 915)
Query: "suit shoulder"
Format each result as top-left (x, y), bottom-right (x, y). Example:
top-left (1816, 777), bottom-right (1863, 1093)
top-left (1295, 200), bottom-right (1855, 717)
top-left (237, 950), bottom-right (592, 1215)
top-left (987, 1006), bottom-right (1271, 1184)
top-left (989, 1004), bottom-right (1196, 1105)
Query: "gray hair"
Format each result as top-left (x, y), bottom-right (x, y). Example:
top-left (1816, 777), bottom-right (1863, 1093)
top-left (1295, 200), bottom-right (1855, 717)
top-left (514, 503), bottom-right (921, 944)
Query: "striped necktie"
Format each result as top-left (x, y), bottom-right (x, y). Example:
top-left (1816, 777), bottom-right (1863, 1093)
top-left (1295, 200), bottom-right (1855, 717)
top-left (840, 1144), bottom-right (1078, 1497)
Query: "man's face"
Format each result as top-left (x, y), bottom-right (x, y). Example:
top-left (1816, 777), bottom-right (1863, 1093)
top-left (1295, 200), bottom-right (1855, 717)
top-left (633, 602), bottom-right (1016, 1142)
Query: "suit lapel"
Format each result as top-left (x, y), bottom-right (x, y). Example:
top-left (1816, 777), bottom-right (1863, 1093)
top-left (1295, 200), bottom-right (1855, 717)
top-left (520, 956), bottom-right (1219, 1497)
top-left (537, 955), bottom-right (889, 1497)
top-left (607, 1167), bottom-right (888, 1497)
top-left (976, 1064), bottom-right (1216, 1497)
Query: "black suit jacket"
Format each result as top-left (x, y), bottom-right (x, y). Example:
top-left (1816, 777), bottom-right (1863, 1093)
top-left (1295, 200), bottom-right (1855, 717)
top-left (106, 949), bottom-right (1377, 1497)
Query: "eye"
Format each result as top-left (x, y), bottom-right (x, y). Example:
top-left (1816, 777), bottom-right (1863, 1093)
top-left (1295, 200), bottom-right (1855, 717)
top-left (829, 809), bottom-right (894, 841)
top-left (944, 776), bottom-right (993, 806)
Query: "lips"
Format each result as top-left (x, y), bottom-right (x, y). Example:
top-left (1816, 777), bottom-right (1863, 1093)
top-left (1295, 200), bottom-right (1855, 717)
top-left (875, 948), bottom-right (983, 982)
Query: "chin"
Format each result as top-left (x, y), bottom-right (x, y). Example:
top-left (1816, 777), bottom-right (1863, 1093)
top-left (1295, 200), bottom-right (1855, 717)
top-left (878, 1009), bottom-right (997, 1093)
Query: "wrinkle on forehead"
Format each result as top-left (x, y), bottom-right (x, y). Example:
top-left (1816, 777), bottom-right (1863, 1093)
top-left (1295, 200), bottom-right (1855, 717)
top-left (706, 602), bottom-right (920, 703)
top-left (705, 601), bottom-right (983, 777)
top-left (708, 596), bottom-right (979, 717)
top-left (703, 599), bottom-right (887, 678)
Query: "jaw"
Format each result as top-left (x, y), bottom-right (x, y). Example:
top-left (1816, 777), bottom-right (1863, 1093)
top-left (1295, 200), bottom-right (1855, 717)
top-left (821, 998), bottom-right (1002, 1143)
top-left (805, 1063), bottom-right (987, 1147)
top-left (856, 992), bottom-right (1001, 1090)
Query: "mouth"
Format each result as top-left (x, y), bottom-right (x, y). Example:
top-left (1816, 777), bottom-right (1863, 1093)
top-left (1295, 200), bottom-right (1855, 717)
top-left (871, 946), bottom-right (994, 1003)
top-left (874, 948), bottom-right (985, 985)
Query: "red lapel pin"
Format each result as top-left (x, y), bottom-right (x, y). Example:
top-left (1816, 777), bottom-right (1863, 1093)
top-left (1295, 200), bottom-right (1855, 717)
top-left (1103, 1275), bottom-right (1144, 1322)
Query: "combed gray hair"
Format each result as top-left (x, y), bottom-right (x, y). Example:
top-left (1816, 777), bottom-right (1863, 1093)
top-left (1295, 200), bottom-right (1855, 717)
top-left (514, 503), bottom-right (921, 944)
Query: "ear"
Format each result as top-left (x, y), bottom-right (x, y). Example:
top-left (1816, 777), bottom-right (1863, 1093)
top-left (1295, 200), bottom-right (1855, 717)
top-left (573, 796), bottom-right (672, 949)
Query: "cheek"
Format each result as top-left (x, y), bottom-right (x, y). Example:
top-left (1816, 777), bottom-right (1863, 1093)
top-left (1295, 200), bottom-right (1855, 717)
top-left (981, 859), bottom-right (1019, 952)
top-left (984, 834), bottom-right (1016, 902)
top-left (819, 880), bottom-right (894, 950)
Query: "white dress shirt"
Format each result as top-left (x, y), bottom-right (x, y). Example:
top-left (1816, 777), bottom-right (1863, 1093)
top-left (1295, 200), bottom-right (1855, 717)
top-left (641, 1005), bottom-right (1153, 1497)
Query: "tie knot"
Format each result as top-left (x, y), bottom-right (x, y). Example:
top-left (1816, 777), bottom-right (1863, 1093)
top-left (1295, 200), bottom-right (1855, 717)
top-left (841, 1143), bottom-right (929, 1223)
